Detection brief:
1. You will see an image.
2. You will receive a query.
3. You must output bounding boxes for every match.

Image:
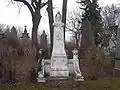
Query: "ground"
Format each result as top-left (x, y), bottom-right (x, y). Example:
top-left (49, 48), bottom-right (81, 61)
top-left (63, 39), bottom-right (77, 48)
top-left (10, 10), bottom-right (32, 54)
top-left (0, 77), bottom-right (119, 90)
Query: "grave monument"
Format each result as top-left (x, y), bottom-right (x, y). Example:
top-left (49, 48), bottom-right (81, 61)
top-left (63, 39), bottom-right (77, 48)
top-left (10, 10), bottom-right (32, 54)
top-left (37, 12), bottom-right (84, 82)
top-left (114, 27), bottom-right (120, 76)
top-left (80, 19), bottom-right (94, 58)
top-left (40, 30), bottom-right (49, 58)
top-left (50, 11), bottom-right (69, 78)
top-left (20, 26), bottom-right (31, 46)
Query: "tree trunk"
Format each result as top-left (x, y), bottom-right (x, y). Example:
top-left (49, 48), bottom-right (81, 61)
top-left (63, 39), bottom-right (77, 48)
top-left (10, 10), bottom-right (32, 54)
top-left (62, 0), bottom-right (68, 42)
top-left (75, 33), bottom-right (79, 48)
top-left (47, 0), bottom-right (54, 54)
top-left (32, 12), bottom-right (41, 47)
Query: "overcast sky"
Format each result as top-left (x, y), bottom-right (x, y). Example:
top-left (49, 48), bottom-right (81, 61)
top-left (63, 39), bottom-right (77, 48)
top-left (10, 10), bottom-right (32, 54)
top-left (0, 0), bottom-right (120, 35)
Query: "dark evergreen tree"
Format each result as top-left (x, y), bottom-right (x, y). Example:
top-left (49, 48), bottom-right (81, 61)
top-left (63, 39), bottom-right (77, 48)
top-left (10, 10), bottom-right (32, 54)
top-left (78, 0), bottom-right (104, 46)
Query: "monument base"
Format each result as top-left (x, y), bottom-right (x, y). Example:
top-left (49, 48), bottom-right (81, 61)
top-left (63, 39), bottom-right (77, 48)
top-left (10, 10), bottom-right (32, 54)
top-left (74, 76), bottom-right (84, 81)
top-left (50, 68), bottom-right (69, 78)
top-left (50, 55), bottom-right (69, 78)
top-left (37, 77), bottom-right (46, 82)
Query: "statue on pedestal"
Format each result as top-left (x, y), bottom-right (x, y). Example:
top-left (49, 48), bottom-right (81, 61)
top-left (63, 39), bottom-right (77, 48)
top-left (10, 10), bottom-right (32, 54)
top-left (72, 48), bottom-right (84, 81)
top-left (37, 11), bottom-right (84, 82)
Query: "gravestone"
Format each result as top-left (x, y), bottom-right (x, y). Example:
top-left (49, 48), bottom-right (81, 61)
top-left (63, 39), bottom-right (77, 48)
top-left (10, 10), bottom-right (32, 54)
top-left (114, 27), bottom-right (120, 76)
top-left (40, 30), bottom-right (47, 49)
top-left (20, 26), bottom-right (31, 46)
top-left (80, 19), bottom-right (94, 58)
top-left (40, 30), bottom-right (49, 58)
top-left (37, 11), bottom-right (84, 82)
top-left (11, 26), bottom-right (17, 40)
top-left (21, 26), bottom-right (30, 39)
top-left (50, 11), bottom-right (69, 78)
top-left (6, 26), bottom-right (18, 47)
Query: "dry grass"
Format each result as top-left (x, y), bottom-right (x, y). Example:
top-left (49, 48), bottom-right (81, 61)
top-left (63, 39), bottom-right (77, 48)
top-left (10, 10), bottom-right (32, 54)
top-left (0, 77), bottom-right (119, 90)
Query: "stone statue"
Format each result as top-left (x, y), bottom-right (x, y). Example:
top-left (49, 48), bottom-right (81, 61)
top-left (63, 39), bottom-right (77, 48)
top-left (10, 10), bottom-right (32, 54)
top-left (55, 11), bottom-right (62, 22)
top-left (50, 11), bottom-right (69, 77)
top-left (37, 59), bottom-right (46, 82)
top-left (38, 59), bottom-right (44, 77)
top-left (72, 48), bottom-right (84, 81)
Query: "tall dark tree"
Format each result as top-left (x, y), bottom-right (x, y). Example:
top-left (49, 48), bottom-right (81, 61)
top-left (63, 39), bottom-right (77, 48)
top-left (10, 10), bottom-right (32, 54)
top-left (12, 0), bottom-right (48, 47)
top-left (47, 0), bottom-right (54, 53)
top-left (78, 0), bottom-right (104, 46)
top-left (62, 0), bottom-right (68, 42)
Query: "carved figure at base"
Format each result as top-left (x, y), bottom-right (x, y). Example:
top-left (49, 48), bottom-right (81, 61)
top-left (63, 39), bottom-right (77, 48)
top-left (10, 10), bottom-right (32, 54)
top-left (72, 48), bottom-right (84, 81)
top-left (37, 50), bottom-right (46, 82)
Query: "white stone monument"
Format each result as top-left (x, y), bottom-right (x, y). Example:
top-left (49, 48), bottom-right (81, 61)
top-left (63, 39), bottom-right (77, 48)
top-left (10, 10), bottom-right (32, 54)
top-left (37, 11), bottom-right (84, 82)
top-left (50, 11), bottom-right (69, 78)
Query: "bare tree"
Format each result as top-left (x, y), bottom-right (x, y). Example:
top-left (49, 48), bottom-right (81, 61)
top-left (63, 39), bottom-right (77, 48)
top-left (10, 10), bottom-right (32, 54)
top-left (10, 0), bottom-right (48, 47)
top-left (66, 9), bottom-right (82, 48)
top-left (102, 4), bottom-right (120, 54)
top-left (0, 24), bottom-right (5, 32)
top-left (46, 0), bottom-right (54, 53)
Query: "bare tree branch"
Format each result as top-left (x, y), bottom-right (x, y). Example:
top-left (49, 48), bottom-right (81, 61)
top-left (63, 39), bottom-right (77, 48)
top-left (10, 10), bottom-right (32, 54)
top-left (40, 1), bottom-right (48, 8)
top-left (14, 0), bottom-right (34, 16)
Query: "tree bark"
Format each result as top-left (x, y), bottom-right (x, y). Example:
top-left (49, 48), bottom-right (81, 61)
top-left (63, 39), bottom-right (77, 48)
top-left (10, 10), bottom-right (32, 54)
top-left (47, 0), bottom-right (54, 54)
top-left (32, 10), bottom-right (41, 47)
top-left (62, 0), bottom-right (68, 42)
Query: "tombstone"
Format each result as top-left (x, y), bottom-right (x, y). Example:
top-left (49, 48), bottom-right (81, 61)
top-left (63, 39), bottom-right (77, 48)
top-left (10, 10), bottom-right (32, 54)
top-left (20, 26), bottom-right (31, 46)
top-left (114, 27), bottom-right (120, 76)
top-left (6, 26), bottom-right (18, 45)
top-left (37, 11), bottom-right (84, 82)
top-left (21, 26), bottom-right (30, 39)
top-left (40, 30), bottom-right (49, 58)
top-left (40, 30), bottom-right (47, 49)
top-left (50, 11), bottom-right (69, 78)
top-left (11, 26), bottom-right (17, 40)
top-left (80, 19), bottom-right (94, 58)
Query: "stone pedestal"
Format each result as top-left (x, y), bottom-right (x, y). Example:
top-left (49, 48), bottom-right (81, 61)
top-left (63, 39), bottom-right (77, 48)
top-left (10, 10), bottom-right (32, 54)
top-left (37, 72), bottom-right (46, 82)
top-left (50, 56), bottom-right (69, 78)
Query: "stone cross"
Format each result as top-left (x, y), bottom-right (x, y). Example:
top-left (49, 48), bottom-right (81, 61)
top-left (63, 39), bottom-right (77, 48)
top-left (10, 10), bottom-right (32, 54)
top-left (80, 19), bottom-right (93, 58)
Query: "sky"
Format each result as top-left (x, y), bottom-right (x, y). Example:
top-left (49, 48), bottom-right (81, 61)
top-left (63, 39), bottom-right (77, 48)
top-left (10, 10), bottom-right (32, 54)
top-left (0, 0), bottom-right (120, 36)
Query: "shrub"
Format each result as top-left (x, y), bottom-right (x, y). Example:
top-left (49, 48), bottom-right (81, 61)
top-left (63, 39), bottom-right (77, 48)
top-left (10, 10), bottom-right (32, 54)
top-left (82, 46), bottom-right (113, 80)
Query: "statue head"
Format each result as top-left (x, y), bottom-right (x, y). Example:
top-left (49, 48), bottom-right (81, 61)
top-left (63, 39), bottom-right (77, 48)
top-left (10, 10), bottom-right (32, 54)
top-left (55, 11), bottom-right (62, 22)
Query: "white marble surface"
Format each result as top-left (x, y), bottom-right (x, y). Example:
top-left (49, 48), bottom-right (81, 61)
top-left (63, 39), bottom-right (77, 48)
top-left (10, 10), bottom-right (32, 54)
top-left (50, 12), bottom-right (69, 77)
top-left (72, 49), bottom-right (84, 81)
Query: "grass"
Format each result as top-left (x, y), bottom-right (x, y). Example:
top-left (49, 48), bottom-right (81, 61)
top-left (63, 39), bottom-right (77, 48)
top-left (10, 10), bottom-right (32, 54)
top-left (0, 77), bottom-right (120, 90)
